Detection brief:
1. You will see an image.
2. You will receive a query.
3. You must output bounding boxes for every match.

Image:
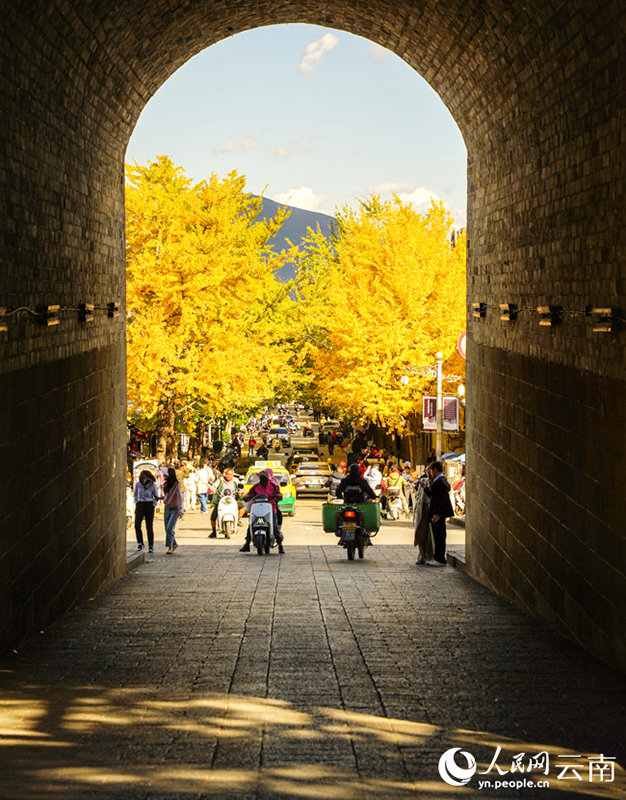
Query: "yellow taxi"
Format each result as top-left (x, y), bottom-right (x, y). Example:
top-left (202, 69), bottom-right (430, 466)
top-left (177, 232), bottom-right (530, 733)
top-left (242, 461), bottom-right (297, 517)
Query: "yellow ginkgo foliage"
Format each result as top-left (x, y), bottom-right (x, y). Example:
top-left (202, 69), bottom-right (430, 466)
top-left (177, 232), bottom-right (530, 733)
top-left (126, 156), bottom-right (294, 457)
top-left (293, 196), bottom-right (466, 428)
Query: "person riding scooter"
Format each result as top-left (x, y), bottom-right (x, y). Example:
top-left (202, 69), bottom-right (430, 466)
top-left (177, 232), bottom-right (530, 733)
top-left (256, 443), bottom-right (269, 460)
top-left (209, 467), bottom-right (244, 537)
top-left (384, 465), bottom-right (410, 517)
top-left (240, 471), bottom-right (284, 553)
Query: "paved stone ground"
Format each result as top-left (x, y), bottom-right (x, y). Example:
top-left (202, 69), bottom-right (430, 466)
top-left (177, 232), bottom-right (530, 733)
top-left (1, 500), bottom-right (625, 799)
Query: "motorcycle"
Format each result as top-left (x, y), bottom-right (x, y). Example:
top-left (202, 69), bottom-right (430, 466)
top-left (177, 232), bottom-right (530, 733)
top-left (272, 437), bottom-right (282, 452)
top-left (218, 446), bottom-right (238, 471)
top-left (452, 476), bottom-right (465, 516)
top-left (383, 486), bottom-right (403, 520)
top-left (303, 426), bottom-right (314, 438)
top-left (215, 488), bottom-right (238, 538)
top-left (249, 494), bottom-right (276, 554)
top-left (335, 500), bottom-right (370, 560)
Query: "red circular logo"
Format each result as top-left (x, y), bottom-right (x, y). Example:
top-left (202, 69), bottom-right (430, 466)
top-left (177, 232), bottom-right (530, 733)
top-left (457, 331), bottom-right (467, 360)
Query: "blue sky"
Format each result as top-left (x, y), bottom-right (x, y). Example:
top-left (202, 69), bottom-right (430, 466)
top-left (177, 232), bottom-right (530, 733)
top-left (126, 24), bottom-right (467, 227)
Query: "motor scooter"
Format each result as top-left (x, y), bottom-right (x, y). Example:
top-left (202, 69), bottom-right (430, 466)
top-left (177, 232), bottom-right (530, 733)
top-left (249, 494), bottom-right (276, 554)
top-left (383, 486), bottom-right (403, 520)
top-left (216, 488), bottom-right (238, 538)
top-left (452, 477), bottom-right (465, 516)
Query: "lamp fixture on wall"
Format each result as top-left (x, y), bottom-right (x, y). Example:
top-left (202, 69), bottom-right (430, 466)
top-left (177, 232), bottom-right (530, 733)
top-left (472, 302), bottom-right (486, 319)
top-left (586, 306), bottom-right (619, 332)
top-left (78, 303), bottom-right (95, 323)
top-left (499, 303), bottom-right (518, 321)
top-left (537, 305), bottom-right (563, 326)
top-left (37, 305), bottom-right (60, 326)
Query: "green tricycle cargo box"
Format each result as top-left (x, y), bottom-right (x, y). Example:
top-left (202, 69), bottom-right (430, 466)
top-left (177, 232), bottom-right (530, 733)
top-left (322, 502), bottom-right (381, 533)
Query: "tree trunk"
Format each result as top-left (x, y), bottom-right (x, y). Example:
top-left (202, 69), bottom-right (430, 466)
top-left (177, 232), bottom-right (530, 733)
top-left (156, 394), bottom-right (177, 462)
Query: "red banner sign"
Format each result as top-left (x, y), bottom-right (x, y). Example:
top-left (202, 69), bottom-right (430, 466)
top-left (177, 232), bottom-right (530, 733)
top-left (423, 396), bottom-right (437, 431)
top-left (442, 396), bottom-right (459, 432)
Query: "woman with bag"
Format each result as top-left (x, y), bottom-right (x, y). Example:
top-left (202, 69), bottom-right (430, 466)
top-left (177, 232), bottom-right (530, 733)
top-left (134, 470), bottom-right (160, 553)
top-left (162, 468), bottom-right (185, 554)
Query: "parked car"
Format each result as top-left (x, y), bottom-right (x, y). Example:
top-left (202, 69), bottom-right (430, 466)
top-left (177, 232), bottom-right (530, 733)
top-left (292, 463), bottom-right (333, 496)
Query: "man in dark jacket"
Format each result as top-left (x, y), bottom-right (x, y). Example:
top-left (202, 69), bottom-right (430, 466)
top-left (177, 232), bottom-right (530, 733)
top-left (423, 461), bottom-right (454, 566)
top-left (337, 463), bottom-right (377, 505)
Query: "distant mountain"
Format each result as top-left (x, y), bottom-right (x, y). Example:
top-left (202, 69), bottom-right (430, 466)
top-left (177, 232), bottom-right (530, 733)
top-left (256, 197), bottom-right (335, 282)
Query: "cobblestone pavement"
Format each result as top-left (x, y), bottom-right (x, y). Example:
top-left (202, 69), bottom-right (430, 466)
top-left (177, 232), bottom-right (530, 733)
top-left (1, 501), bottom-right (625, 799)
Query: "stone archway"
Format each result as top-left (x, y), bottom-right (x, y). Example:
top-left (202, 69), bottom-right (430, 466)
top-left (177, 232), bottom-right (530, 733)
top-left (1, 0), bottom-right (625, 670)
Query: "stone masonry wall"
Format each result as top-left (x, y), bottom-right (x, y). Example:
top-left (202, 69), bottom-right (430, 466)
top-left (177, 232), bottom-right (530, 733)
top-left (1, 0), bottom-right (625, 668)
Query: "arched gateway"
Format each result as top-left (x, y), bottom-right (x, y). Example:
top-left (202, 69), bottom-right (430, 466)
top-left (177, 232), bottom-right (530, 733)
top-left (1, 0), bottom-right (625, 669)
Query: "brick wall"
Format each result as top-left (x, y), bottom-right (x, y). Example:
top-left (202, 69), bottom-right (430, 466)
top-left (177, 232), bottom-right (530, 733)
top-left (1, 0), bottom-right (625, 668)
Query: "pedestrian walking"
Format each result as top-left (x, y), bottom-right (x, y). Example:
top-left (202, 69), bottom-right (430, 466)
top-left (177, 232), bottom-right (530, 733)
top-left (327, 429), bottom-right (335, 456)
top-left (401, 461), bottom-right (416, 509)
top-left (184, 465), bottom-right (197, 512)
top-left (248, 436), bottom-right (256, 457)
top-left (324, 462), bottom-right (346, 499)
top-left (423, 461), bottom-right (453, 566)
top-left (363, 462), bottom-right (383, 497)
top-left (196, 459), bottom-right (214, 514)
top-left (133, 470), bottom-right (160, 553)
top-left (162, 468), bottom-right (185, 554)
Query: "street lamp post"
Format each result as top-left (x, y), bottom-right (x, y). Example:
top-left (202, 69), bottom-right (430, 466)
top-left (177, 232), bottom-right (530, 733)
top-left (401, 353), bottom-right (464, 461)
top-left (435, 352), bottom-right (443, 459)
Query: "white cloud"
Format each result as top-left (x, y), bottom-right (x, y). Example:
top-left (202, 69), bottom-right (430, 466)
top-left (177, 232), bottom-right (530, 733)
top-left (368, 181), bottom-right (415, 194)
top-left (213, 131), bottom-right (321, 159)
top-left (396, 186), bottom-right (443, 211)
top-left (366, 44), bottom-right (388, 62)
top-left (272, 187), bottom-right (327, 212)
top-left (213, 131), bottom-right (260, 154)
top-left (298, 33), bottom-right (339, 79)
top-left (452, 208), bottom-right (467, 229)
top-left (365, 182), bottom-right (467, 226)
top-left (367, 182), bottom-right (442, 212)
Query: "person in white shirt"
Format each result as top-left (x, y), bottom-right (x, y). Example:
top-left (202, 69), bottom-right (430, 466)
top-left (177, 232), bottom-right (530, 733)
top-left (363, 463), bottom-right (383, 497)
top-left (196, 459), bottom-right (215, 514)
top-left (184, 466), bottom-right (197, 512)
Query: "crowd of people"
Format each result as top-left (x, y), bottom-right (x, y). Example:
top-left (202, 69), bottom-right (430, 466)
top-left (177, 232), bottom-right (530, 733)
top-left (322, 454), bottom-right (455, 566)
top-left (130, 455), bottom-right (245, 555)
top-left (130, 407), bottom-right (460, 567)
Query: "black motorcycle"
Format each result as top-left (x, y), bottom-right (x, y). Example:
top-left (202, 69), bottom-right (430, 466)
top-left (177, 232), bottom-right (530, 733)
top-left (336, 505), bottom-right (369, 560)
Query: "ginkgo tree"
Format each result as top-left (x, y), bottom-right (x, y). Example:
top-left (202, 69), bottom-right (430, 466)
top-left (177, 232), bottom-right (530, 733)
top-left (291, 195), bottom-right (466, 429)
top-left (125, 156), bottom-right (295, 458)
